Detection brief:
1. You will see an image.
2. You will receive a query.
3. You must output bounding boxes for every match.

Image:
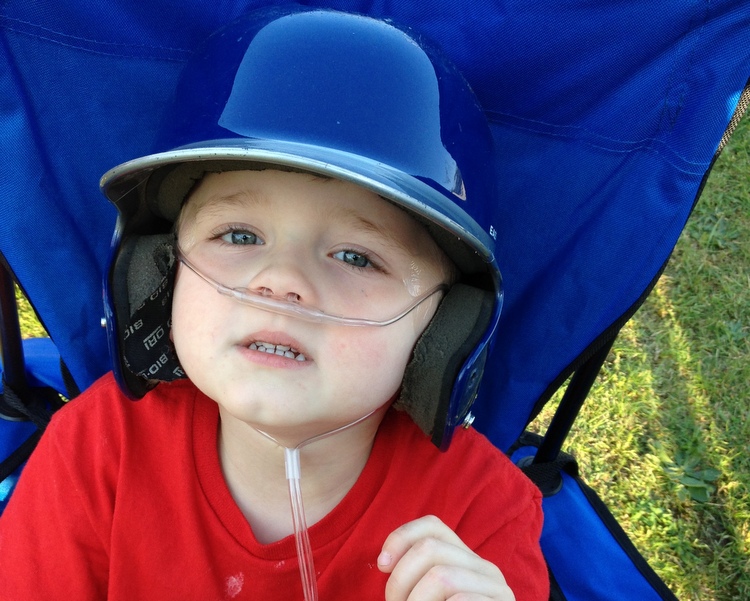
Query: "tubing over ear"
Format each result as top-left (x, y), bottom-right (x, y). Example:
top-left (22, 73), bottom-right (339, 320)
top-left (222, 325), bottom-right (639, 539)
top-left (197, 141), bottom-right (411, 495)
top-left (397, 283), bottom-right (495, 445)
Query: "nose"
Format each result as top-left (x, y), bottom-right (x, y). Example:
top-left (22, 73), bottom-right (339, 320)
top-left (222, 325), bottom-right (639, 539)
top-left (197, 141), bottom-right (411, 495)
top-left (245, 245), bottom-right (318, 306)
top-left (257, 286), bottom-right (301, 303)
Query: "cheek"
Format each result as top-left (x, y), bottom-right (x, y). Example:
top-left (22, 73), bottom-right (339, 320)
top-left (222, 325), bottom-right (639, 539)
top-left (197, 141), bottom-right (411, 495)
top-left (170, 289), bottom-right (197, 369)
top-left (170, 273), bottom-right (222, 366)
top-left (171, 275), bottom-right (197, 346)
top-left (329, 324), bottom-right (420, 390)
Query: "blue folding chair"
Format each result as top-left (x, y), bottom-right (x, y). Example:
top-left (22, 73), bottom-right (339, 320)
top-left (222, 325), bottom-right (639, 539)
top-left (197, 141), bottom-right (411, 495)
top-left (2, 1), bottom-right (749, 598)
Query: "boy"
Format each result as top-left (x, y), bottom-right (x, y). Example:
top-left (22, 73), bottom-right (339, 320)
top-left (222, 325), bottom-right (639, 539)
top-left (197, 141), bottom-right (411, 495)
top-left (0, 8), bottom-right (548, 600)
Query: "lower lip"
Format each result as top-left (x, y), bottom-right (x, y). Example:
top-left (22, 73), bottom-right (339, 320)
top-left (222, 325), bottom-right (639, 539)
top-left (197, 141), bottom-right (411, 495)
top-left (236, 345), bottom-right (311, 369)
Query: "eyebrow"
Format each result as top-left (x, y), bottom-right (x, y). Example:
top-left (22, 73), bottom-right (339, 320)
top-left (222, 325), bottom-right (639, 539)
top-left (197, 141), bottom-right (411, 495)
top-left (183, 188), bottom-right (265, 226)
top-left (198, 188), bottom-right (265, 213)
top-left (333, 207), bottom-right (414, 258)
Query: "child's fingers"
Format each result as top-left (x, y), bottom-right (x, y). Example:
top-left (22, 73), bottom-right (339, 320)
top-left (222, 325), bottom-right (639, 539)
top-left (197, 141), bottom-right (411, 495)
top-left (377, 516), bottom-right (514, 601)
top-left (403, 564), bottom-right (513, 601)
top-left (378, 515), bottom-right (470, 571)
top-left (385, 545), bottom-right (511, 601)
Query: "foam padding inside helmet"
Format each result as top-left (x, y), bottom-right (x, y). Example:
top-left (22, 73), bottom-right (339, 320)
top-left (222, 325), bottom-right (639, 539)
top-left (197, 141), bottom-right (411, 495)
top-left (119, 234), bottom-right (184, 384)
top-left (397, 282), bottom-right (494, 444)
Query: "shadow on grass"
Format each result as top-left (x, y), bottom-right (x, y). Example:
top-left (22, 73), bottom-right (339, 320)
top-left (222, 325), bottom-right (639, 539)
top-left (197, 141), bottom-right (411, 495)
top-left (625, 275), bottom-right (749, 601)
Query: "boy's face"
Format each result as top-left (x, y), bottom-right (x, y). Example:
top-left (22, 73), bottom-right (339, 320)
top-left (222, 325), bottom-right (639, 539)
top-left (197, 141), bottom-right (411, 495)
top-left (171, 169), bottom-right (454, 443)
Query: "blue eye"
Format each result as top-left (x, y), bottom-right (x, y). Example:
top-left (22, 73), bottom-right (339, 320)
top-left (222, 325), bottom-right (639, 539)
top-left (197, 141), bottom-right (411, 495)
top-left (333, 250), bottom-right (371, 269)
top-left (221, 230), bottom-right (262, 246)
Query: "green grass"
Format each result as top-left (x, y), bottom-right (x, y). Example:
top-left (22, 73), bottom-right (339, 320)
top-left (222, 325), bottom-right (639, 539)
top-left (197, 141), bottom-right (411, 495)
top-left (12, 117), bottom-right (750, 600)
top-left (14, 285), bottom-right (47, 339)
top-left (531, 114), bottom-right (750, 599)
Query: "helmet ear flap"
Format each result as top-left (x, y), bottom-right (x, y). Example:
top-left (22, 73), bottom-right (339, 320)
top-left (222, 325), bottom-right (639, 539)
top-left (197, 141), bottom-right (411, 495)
top-left (397, 283), bottom-right (495, 448)
top-left (111, 233), bottom-right (184, 396)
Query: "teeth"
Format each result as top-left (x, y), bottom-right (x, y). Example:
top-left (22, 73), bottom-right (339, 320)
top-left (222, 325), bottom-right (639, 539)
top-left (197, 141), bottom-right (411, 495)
top-left (249, 341), bottom-right (306, 362)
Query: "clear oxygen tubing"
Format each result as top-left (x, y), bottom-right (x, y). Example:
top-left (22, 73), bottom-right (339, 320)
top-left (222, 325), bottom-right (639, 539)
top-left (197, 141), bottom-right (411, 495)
top-left (254, 408), bottom-right (381, 601)
top-left (176, 248), bottom-right (447, 328)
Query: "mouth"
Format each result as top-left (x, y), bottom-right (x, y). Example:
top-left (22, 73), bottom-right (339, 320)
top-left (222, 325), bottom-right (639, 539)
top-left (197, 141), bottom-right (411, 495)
top-left (249, 340), bottom-right (307, 362)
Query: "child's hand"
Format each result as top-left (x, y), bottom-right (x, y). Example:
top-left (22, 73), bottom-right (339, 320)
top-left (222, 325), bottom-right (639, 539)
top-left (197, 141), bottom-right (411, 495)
top-left (377, 515), bottom-right (515, 600)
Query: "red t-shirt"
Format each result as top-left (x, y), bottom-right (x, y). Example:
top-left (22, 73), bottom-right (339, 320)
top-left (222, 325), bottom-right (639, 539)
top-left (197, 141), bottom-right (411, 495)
top-left (0, 374), bottom-right (548, 600)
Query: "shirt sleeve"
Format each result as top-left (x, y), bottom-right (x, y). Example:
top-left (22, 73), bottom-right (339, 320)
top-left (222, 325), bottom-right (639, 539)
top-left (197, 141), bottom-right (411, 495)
top-left (472, 488), bottom-right (548, 601)
top-left (0, 399), bottom-right (113, 599)
top-left (450, 431), bottom-right (549, 601)
top-left (377, 411), bottom-right (550, 601)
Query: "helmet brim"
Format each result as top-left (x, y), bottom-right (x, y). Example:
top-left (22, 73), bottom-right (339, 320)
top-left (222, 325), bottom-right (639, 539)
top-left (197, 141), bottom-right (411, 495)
top-left (100, 139), bottom-right (496, 276)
